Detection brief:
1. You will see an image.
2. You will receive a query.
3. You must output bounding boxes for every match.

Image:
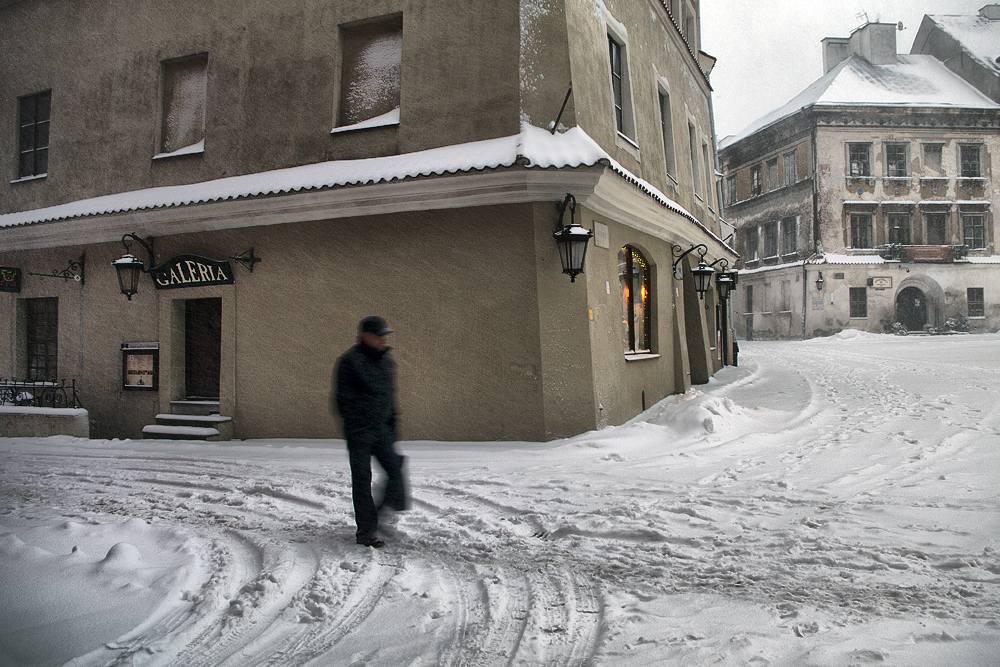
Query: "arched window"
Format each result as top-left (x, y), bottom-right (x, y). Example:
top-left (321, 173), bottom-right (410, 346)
top-left (619, 246), bottom-right (651, 353)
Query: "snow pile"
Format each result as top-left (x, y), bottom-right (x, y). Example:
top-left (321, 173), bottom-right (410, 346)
top-left (1, 334), bottom-right (999, 665)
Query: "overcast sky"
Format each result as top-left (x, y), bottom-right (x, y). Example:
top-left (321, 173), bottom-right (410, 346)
top-left (701, 0), bottom-right (988, 141)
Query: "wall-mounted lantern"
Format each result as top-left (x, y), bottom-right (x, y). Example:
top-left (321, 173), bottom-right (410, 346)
top-left (672, 243), bottom-right (716, 300)
top-left (113, 233), bottom-right (156, 300)
top-left (552, 193), bottom-right (593, 282)
top-left (815, 271), bottom-right (825, 292)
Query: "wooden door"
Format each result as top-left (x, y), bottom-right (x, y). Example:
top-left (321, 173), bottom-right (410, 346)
top-left (185, 298), bottom-right (221, 399)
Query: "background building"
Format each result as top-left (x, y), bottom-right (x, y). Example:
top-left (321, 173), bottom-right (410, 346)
top-left (719, 10), bottom-right (1000, 340)
top-left (0, 0), bottom-right (735, 440)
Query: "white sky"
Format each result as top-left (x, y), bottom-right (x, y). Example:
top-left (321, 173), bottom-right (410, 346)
top-left (701, 0), bottom-right (989, 141)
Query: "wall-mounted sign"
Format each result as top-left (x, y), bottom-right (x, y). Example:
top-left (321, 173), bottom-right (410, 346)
top-left (122, 343), bottom-right (159, 390)
top-left (0, 266), bottom-right (22, 293)
top-left (150, 255), bottom-right (234, 290)
top-left (870, 276), bottom-right (892, 290)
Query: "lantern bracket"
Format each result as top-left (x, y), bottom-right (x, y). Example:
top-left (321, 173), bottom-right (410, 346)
top-left (230, 248), bottom-right (261, 272)
top-left (671, 243), bottom-right (708, 280)
top-left (121, 233), bottom-right (156, 271)
top-left (28, 254), bottom-right (86, 285)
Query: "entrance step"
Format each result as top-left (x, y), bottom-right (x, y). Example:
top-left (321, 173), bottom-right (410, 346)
top-left (142, 400), bottom-right (233, 441)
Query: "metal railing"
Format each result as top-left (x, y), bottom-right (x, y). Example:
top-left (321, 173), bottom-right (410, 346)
top-left (0, 378), bottom-right (82, 409)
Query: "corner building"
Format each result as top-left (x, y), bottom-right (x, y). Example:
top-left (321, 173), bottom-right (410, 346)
top-left (0, 0), bottom-right (735, 441)
top-left (719, 12), bottom-right (1000, 340)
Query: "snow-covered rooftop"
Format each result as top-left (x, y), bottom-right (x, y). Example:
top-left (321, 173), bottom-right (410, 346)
top-left (0, 124), bottom-right (705, 233)
top-left (721, 54), bottom-right (998, 148)
top-left (924, 12), bottom-right (1000, 74)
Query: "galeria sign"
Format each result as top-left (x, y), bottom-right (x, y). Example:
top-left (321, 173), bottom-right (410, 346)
top-left (150, 255), bottom-right (235, 290)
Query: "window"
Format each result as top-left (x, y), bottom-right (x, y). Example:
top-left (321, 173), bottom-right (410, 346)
top-left (725, 175), bottom-right (737, 206)
top-left (885, 143), bottom-right (909, 177)
top-left (619, 246), bottom-right (651, 353)
top-left (340, 16), bottom-right (402, 127)
top-left (26, 297), bottom-right (58, 382)
top-left (745, 285), bottom-right (754, 313)
top-left (851, 213), bottom-right (872, 248)
top-left (926, 212), bottom-right (948, 245)
top-left (780, 280), bottom-right (791, 312)
top-left (960, 144), bottom-right (983, 178)
top-left (784, 150), bottom-right (796, 186)
top-left (702, 142), bottom-right (713, 206)
top-left (750, 165), bottom-right (762, 196)
top-left (607, 34), bottom-right (635, 139)
top-left (850, 287), bottom-right (868, 318)
top-left (923, 143), bottom-right (944, 177)
top-left (763, 221), bottom-right (778, 258)
top-left (781, 217), bottom-right (797, 255)
top-left (745, 226), bottom-right (759, 261)
top-left (963, 212), bottom-right (986, 249)
top-left (18, 91), bottom-right (51, 179)
top-left (968, 287), bottom-right (985, 318)
top-left (160, 54), bottom-right (207, 155)
top-left (659, 91), bottom-right (676, 178)
top-left (689, 124), bottom-right (701, 196)
top-left (888, 212), bottom-right (911, 245)
top-left (848, 143), bottom-right (871, 177)
top-left (766, 158), bottom-right (779, 191)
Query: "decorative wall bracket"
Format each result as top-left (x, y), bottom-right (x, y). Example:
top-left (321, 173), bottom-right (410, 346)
top-left (230, 248), bottom-right (261, 272)
top-left (28, 254), bottom-right (85, 285)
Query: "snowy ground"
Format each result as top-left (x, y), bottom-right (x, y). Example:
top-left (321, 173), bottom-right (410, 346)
top-left (1, 332), bottom-right (999, 666)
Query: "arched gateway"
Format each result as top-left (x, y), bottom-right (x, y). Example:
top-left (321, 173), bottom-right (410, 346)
top-left (896, 286), bottom-right (928, 332)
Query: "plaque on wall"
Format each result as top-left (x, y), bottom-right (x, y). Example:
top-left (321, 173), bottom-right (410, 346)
top-left (150, 255), bottom-right (234, 290)
top-left (122, 343), bottom-right (159, 390)
top-left (0, 266), bottom-right (22, 293)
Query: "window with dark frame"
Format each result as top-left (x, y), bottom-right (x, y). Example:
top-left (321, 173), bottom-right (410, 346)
top-left (609, 35), bottom-right (625, 134)
top-left (960, 144), bottom-right (983, 178)
top-left (726, 175), bottom-right (736, 206)
top-left (781, 217), bottom-right (797, 255)
top-left (339, 16), bottom-right (402, 128)
top-left (888, 212), bottom-right (911, 245)
top-left (659, 91), bottom-right (676, 178)
top-left (849, 287), bottom-right (867, 319)
top-left (848, 143), bottom-right (871, 177)
top-left (763, 221), bottom-right (778, 258)
top-left (885, 143), bottom-right (909, 177)
top-left (689, 124), bottom-right (701, 196)
top-left (702, 142), bottom-right (713, 206)
top-left (18, 91), bottom-right (51, 179)
top-left (851, 213), bottom-right (873, 248)
top-left (925, 212), bottom-right (948, 245)
top-left (968, 287), bottom-right (985, 318)
top-left (618, 246), bottom-right (652, 353)
top-left (750, 165), bottom-right (762, 196)
top-left (26, 297), bottom-right (58, 382)
top-left (963, 212), bottom-right (986, 249)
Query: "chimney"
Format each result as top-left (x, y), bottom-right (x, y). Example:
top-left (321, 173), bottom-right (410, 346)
top-left (822, 37), bottom-right (850, 73)
top-left (849, 22), bottom-right (898, 65)
top-left (981, 5), bottom-right (1000, 20)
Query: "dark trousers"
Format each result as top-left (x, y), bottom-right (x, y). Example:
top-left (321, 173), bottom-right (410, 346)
top-left (347, 439), bottom-right (406, 539)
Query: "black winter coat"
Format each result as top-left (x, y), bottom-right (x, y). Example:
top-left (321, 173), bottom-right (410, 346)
top-left (334, 342), bottom-right (397, 448)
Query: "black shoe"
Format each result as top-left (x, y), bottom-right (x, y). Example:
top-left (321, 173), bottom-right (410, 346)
top-left (356, 536), bottom-right (385, 548)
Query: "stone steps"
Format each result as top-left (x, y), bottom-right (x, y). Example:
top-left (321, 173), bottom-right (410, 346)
top-left (142, 400), bottom-right (233, 441)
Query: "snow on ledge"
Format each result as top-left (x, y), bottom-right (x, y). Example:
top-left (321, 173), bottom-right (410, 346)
top-left (0, 124), bottom-right (710, 239)
top-left (330, 108), bottom-right (400, 134)
top-left (152, 139), bottom-right (205, 160)
top-left (0, 406), bottom-right (88, 417)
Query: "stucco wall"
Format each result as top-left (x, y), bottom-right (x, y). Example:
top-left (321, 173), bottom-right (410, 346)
top-left (0, 0), bottom-right (520, 215)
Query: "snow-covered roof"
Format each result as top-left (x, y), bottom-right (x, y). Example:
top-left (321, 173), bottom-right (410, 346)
top-left (0, 124), bottom-right (704, 233)
top-left (923, 13), bottom-right (1000, 74)
top-left (721, 54), bottom-right (999, 148)
top-left (807, 253), bottom-right (887, 265)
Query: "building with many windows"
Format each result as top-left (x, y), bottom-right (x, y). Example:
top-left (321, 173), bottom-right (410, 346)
top-left (719, 14), bottom-right (1000, 340)
top-left (0, 0), bottom-right (734, 440)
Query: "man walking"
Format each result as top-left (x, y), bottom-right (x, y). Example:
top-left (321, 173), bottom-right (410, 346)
top-left (334, 316), bottom-right (408, 548)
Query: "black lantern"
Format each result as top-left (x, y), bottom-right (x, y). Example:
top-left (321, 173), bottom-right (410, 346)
top-left (715, 271), bottom-right (735, 301)
top-left (113, 233), bottom-right (155, 300)
top-left (552, 194), bottom-right (593, 282)
top-left (691, 259), bottom-right (715, 299)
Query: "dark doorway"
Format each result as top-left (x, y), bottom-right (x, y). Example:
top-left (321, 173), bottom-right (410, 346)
top-left (896, 287), bottom-right (928, 332)
top-left (26, 297), bottom-right (58, 381)
top-left (185, 298), bottom-right (221, 399)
